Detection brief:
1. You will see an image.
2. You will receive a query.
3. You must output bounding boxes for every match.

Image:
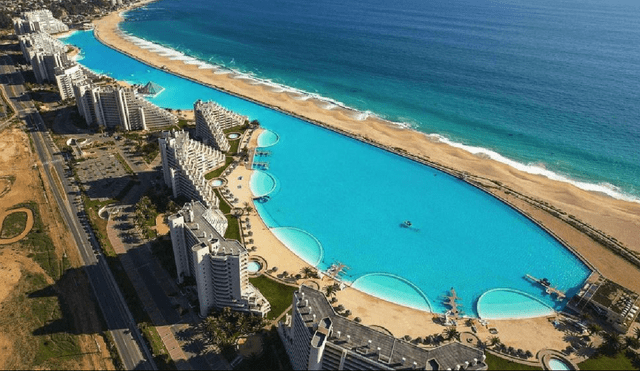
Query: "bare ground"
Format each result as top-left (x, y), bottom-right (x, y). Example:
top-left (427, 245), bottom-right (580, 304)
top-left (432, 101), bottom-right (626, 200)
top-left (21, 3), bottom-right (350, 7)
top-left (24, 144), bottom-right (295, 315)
top-left (0, 127), bottom-right (114, 370)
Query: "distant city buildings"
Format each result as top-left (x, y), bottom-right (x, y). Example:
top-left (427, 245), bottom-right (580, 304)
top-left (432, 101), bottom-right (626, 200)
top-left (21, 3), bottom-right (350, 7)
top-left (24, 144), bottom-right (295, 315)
top-left (280, 285), bottom-right (487, 370)
top-left (159, 130), bottom-right (224, 209)
top-left (169, 201), bottom-right (270, 317)
top-left (13, 9), bottom-right (69, 35)
top-left (195, 99), bottom-right (247, 152)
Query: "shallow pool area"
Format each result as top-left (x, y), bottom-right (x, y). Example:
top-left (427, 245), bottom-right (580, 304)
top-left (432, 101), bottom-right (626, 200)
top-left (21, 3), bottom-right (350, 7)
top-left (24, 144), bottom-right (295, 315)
top-left (352, 273), bottom-right (432, 312)
top-left (250, 171), bottom-right (276, 197)
top-left (270, 227), bottom-right (324, 266)
top-left (257, 130), bottom-right (279, 147)
top-left (63, 30), bottom-right (593, 318)
top-left (211, 179), bottom-right (224, 187)
top-left (477, 289), bottom-right (556, 319)
top-left (227, 133), bottom-right (240, 139)
top-left (247, 261), bottom-right (262, 273)
top-left (548, 358), bottom-right (573, 370)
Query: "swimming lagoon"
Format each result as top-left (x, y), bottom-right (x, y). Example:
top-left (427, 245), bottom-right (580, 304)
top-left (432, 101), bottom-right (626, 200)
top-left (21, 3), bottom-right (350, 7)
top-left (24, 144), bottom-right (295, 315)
top-left (63, 31), bottom-right (592, 318)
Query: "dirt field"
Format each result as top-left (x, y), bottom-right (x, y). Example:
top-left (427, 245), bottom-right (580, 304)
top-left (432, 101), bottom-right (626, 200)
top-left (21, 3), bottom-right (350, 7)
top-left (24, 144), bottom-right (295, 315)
top-left (0, 127), bottom-right (115, 370)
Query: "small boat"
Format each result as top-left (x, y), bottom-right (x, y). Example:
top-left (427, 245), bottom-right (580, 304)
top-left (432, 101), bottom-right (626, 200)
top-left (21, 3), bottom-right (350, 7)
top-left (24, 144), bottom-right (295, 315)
top-left (401, 220), bottom-right (412, 228)
top-left (541, 278), bottom-right (551, 287)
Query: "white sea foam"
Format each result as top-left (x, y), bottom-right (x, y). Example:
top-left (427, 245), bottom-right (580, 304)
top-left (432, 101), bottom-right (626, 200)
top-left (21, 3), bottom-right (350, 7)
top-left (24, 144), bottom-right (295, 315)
top-left (116, 30), bottom-right (640, 204)
top-left (427, 134), bottom-right (640, 203)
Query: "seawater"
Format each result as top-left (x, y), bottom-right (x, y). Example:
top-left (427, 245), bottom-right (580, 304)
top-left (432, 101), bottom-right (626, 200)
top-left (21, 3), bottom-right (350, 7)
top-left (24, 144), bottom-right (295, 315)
top-left (119, 0), bottom-right (640, 201)
top-left (63, 31), bottom-right (592, 316)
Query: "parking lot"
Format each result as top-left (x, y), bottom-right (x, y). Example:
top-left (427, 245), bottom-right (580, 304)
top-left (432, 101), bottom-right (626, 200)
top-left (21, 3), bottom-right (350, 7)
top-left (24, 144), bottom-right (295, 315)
top-left (75, 146), bottom-right (131, 200)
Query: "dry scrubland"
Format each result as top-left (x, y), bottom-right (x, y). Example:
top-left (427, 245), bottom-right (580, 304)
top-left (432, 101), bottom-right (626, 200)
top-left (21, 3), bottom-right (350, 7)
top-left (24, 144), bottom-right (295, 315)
top-left (0, 127), bottom-right (114, 370)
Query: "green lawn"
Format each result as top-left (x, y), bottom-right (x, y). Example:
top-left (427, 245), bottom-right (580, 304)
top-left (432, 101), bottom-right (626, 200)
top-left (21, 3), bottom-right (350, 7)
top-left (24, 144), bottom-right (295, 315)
top-left (214, 189), bottom-right (231, 214)
top-left (205, 157), bottom-right (233, 180)
top-left (249, 275), bottom-right (297, 320)
top-left (484, 353), bottom-right (542, 370)
top-left (224, 215), bottom-right (241, 241)
top-left (1, 210), bottom-right (27, 238)
top-left (578, 352), bottom-right (639, 370)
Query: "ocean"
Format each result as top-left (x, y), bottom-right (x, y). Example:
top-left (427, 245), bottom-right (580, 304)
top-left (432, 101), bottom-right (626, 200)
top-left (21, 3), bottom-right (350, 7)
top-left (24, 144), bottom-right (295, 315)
top-left (119, 0), bottom-right (640, 201)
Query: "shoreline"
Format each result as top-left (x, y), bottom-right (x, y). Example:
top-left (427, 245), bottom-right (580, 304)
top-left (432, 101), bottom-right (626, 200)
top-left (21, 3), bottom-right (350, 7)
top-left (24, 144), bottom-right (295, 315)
top-left (65, 0), bottom-right (640, 354)
top-left (85, 6), bottom-right (640, 283)
top-left (115, 9), bottom-right (639, 206)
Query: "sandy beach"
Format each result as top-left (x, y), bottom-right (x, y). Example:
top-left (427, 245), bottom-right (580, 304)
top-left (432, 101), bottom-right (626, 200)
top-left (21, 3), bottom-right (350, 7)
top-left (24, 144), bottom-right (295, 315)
top-left (87, 2), bottom-right (640, 355)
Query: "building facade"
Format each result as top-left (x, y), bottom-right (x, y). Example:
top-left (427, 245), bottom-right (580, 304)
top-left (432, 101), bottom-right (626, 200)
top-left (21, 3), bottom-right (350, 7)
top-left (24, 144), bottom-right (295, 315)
top-left (168, 201), bottom-right (270, 317)
top-left (18, 32), bottom-right (71, 83)
top-left (280, 285), bottom-right (487, 371)
top-left (159, 130), bottom-right (224, 209)
top-left (74, 82), bottom-right (178, 130)
top-left (13, 10), bottom-right (69, 35)
top-left (195, 99), bottom-right (247, 152)
top-left (55, 64), bottom-right (85, 100)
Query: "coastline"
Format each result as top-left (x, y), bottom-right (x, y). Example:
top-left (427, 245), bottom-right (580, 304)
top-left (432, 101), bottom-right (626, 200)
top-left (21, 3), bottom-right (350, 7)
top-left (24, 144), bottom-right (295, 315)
top-left (72, 0), bottom-right (640, 354)
top-left (91, 9), bottom-right (640, 253)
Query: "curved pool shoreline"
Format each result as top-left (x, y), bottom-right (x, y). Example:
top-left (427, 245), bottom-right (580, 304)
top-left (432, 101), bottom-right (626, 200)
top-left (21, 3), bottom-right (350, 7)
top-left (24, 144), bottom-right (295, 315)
top-left (64, 29), bottom-right (595, 319)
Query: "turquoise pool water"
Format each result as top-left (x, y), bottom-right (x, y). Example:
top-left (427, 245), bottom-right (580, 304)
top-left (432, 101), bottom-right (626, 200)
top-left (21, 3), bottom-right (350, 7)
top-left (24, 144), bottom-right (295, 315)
top-left (477, 289), bottom-right (555, 319)
top-left (250, 171), bottom-right (276, 197)
top-left (227, 133), bottom-right (240, 139)
top-left (63, 31), bottom-right (592, 317)
top-left (247, 261), bottom-right (261, 273)
top-left (548, 358), bottom-right (572, 370)
top-left (211, 179), bottom-right (224, 187)
top-left (257, 130), bottom-right (279, 147)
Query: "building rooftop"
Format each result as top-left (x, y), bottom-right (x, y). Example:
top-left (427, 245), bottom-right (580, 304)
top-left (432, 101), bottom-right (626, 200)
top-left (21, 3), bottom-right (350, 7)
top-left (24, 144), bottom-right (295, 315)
top-left (179, 201), bottom-right (245, 256)
top-left (296, 285), bottom-right (485, 370)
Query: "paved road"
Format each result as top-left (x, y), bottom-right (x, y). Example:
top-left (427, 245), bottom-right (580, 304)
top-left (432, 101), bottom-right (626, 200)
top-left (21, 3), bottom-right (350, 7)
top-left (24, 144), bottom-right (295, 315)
top-left (0, 53), bottom-right (156, 370)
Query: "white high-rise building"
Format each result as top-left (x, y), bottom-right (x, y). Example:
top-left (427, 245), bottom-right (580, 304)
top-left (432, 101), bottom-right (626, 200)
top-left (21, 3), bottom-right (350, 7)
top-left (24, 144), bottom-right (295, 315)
top-left (73, 82), bottom-right (178, 130)
top-left (159, 130), bottom-right (225, 208)
top-left (169, 201), bottom-right (270, 317)
top-left (54, 64), bottom-right (85, 100)
top-left (13, 10), bottom-right (69, 35)
top-left (194, 100), bottom-right (245, 152)
top-left (18, 32), bottom-right (71, 83)
top-left (280, 285), bottom-right (488, 371)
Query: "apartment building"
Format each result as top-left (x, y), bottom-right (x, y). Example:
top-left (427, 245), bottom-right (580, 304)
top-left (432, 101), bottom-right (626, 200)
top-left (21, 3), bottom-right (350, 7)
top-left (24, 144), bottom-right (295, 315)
top-left (280, 285), bottom-right (487, 371)
top-left (194, 99), bottom-right (245, 152)
top-left (159, 130), bottom-right (224, 209)
top-left (168, 201), bottom-right (270, 317)
top-left (18, 32), bottom-right (71, 83)
top-left (74, 82), bottom-right (178, 130)
top-left (13, 9), bottom-right (69, 35)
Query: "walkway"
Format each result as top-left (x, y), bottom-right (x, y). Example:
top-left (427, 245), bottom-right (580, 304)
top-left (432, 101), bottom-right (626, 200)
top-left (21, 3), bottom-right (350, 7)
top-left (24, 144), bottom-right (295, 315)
top-left (106, 218), bottom-right (192, 370)
top-left (0, 207), bottom-right (34, 245)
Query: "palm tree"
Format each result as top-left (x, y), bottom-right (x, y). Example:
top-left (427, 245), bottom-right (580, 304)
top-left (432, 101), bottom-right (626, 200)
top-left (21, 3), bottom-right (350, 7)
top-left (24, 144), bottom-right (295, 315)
top-left (624, 336), bottom-right (640, 350)
top-left (488, 336), bottom-right (501, 347)
top-left (301, 266), bottom-right (315, 279)
top-left (465, 318), bottom-right (476, 327)
top-left (443, 326), bottom-right (460, 341)
top-left (602, 332), bottom-right (622, 354)
top-left (587, 323), bottom-right (602, 336)
top-left (324, 284), bottom-right (338, 298)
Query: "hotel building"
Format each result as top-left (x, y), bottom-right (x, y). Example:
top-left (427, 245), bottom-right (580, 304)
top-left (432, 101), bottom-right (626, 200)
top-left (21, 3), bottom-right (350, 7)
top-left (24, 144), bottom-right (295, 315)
top-left (168, 201), bottom-right (270, 317)
top-left (74, 81), bottom-right (178, 130)
top-left (280, 285), bottom-right (487, 371)
top-left (159, 130), bottom-right (224, 209)
top-left (18, 32), bottom-right (72, 83)
top-left (195, 100), bottom-right (247, 152)
top-left (13, 10), bottom-right (69, 35)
